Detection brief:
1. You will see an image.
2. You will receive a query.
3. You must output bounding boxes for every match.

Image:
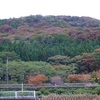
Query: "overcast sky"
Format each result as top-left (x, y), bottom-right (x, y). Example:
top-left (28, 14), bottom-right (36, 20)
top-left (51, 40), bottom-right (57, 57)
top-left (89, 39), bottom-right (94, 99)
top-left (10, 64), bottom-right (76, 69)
top-left (0, 0), bottom-right (100, 19)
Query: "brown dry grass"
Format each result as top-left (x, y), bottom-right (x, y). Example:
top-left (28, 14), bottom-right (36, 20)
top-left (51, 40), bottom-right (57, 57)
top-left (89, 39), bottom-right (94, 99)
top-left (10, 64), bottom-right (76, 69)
top-left (42, 94), bottom-right (100, 100)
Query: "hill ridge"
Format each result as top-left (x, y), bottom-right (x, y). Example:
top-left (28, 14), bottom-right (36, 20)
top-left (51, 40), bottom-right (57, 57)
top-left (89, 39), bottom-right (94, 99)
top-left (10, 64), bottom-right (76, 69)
top-left (0, 15), bottom-right (100, 40)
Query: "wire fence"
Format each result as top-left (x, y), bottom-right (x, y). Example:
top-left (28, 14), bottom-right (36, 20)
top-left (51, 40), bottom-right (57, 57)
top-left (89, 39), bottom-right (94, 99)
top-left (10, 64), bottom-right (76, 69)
top-left (0, 91), bottom-right (36, 99)
top-left (0, 83), bottom-right (100, 99)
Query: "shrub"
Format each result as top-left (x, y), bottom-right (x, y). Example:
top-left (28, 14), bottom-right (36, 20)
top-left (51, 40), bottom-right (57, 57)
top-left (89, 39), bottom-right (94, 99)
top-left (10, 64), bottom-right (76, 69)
top-left (27, 74), bottom-right (48, 86)
top-left (68, 74), bottom-right (91, 83)
top-left (50, 76), bottom-right (63, 85)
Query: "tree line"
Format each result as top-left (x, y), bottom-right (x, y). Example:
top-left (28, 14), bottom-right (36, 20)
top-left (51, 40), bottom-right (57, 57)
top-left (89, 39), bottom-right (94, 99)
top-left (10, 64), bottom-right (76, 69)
top-left (0, 34), bottom-right (100, 84)
top-left (0, 34), bottom-right (100, 61)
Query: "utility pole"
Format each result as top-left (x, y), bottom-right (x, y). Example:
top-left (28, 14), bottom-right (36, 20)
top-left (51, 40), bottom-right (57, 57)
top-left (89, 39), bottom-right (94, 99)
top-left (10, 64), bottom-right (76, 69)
top-left (6, 57), bottom-right (8, 84)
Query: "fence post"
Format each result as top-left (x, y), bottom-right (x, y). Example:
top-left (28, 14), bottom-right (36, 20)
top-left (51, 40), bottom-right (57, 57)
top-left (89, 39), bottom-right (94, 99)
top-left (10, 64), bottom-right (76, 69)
top-left (21, 83), bottom-right (23, 92)
top-left (15, 91), bottom-right (18, 98)
top-left (34, 91), bottom-right (36, 99)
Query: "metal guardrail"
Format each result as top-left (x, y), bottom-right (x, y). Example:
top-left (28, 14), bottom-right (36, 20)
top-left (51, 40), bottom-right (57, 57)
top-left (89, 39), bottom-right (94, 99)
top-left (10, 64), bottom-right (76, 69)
top-left (0, 83), bottom-right (100, 90)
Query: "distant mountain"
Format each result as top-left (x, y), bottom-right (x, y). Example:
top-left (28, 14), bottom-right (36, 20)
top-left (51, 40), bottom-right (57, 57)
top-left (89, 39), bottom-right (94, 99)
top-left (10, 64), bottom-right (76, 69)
top-left (0, 15), bottom-right (100, 40)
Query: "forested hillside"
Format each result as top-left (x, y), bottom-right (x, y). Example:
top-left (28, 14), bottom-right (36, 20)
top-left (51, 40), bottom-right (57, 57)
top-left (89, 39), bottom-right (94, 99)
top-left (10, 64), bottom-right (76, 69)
top-left (0, 15), bottom-right (100, 84)
top-left (0, 15), bottom-right (100, 40)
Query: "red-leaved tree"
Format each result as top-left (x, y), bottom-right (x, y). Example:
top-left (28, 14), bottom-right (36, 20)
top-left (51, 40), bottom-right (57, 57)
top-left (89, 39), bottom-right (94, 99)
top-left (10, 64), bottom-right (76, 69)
top-left (27, 74), bottom-right (48, 86)
top-left (68, 74), bottom-right (91, 83)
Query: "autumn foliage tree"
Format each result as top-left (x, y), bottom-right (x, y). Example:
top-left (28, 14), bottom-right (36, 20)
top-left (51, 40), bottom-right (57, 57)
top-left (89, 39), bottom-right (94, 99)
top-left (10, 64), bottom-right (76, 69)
top-left (80, 49), bottom-right (100, 73)
top-left (92, 48), bottom-right (100, 70)
top-left (68, 74), bottom-right (91, 83)
top-left (27, 74), bottom-right (48, 86)
top-left (82, 53), bottom-right (96, 72)
top-left (50, 76), bottom-right (63, 85)
top-left (92, 70), bottom-right (100, 83)
top-left (0, 24), bottom-right (12, 33)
